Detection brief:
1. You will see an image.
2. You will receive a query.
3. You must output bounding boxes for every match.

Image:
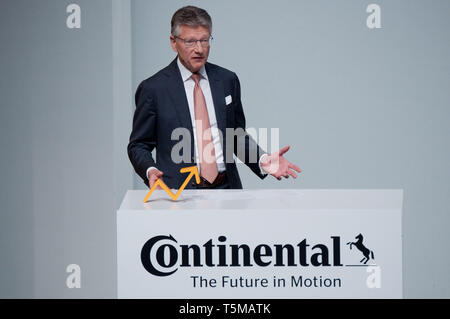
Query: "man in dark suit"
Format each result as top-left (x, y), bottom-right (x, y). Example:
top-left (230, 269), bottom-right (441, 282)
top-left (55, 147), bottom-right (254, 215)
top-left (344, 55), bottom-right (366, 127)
top-left (128, 6), bottom-right (300, 189)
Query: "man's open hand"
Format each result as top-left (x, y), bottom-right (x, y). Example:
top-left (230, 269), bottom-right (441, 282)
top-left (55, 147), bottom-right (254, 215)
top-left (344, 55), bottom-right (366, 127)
top-left (260, 145), bottom-right (301, 180)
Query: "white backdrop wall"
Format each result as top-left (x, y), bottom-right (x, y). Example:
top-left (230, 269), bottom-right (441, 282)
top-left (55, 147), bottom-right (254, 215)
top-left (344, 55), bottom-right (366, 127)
top-left (0, 0), bottom-right (132, 298)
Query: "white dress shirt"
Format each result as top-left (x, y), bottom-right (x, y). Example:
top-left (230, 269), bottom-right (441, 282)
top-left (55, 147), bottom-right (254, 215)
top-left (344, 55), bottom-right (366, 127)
top-left (176, 58), bottom-right (226, 173)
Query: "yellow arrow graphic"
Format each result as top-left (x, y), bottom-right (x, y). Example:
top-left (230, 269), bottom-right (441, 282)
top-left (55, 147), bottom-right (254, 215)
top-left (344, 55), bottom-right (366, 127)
top-left (143, 166), bottom-right (200, 202)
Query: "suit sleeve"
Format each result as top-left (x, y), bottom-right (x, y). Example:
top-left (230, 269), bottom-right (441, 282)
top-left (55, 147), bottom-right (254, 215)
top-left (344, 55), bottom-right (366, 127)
top-left (127, 81), bottom-right (158, 185)
top-left (232, 73), bottom-right (268, 179)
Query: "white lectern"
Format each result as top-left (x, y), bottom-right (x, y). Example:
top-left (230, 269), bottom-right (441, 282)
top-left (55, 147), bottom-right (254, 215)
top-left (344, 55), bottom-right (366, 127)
top-left (117, 189), bottom-right (402, 298)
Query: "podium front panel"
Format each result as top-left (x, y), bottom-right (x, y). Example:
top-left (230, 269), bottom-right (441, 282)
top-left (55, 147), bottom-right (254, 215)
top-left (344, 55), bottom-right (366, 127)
top-left (117, 189), bottom-right (402, 298)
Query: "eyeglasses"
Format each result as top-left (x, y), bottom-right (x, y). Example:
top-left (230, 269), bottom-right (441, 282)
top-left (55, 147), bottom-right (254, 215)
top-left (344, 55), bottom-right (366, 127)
top-left (175, 36), bottom-right (213, 48)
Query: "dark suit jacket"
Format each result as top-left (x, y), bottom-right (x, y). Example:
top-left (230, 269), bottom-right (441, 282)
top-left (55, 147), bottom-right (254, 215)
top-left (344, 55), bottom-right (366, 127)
top-left (128, 57), bottom-right (267, 189)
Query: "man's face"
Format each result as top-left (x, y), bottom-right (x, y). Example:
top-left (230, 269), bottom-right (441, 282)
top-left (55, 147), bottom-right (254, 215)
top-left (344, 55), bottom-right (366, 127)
top-left (170, 25), bottom-right (210, 73)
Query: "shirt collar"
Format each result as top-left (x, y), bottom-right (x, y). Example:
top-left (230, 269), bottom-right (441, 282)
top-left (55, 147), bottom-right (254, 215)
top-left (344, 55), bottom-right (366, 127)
top-left (177, 57), bottom-right (208, 82)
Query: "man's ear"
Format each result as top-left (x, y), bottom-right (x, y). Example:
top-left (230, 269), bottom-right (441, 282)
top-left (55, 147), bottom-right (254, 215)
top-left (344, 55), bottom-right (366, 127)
top-left (170, 36), bottom-right (177, 52)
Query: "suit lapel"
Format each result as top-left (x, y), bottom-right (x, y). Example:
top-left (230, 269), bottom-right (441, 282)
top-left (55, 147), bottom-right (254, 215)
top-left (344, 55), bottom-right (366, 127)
top-left (165, 58), bottom-right (193, 131)
top-left (164, 58), bottom-right (195, 159)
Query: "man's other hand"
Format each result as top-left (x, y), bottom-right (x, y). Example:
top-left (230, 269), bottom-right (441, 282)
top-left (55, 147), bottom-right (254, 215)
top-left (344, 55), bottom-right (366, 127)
top-left (260, 145), bottom-right (301, 180)
top-left (147, 169), bottom-right (164, 189)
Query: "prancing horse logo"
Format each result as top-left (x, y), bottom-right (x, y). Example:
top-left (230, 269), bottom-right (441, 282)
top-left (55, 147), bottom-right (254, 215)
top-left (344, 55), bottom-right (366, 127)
top-left (347, 233), bottom-right (375, 264)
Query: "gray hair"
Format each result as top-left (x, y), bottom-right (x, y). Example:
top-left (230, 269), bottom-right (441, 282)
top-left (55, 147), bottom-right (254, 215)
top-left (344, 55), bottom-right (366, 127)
top-left (171, 6), bottom-right (212, 37)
